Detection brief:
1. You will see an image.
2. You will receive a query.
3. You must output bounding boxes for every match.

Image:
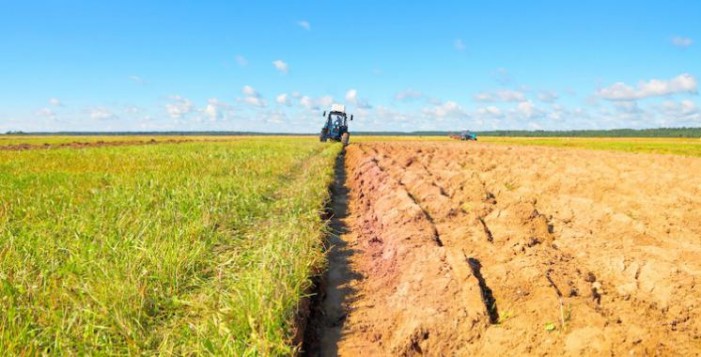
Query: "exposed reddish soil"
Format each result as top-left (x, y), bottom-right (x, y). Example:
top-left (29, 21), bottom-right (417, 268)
top-left (309, 142), bottom-right (701, 356)
top-left (0, 139), bottom-right (200, 151)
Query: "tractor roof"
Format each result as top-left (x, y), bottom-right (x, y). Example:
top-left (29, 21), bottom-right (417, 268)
top-left (331, 103), bottom-right (346, 113)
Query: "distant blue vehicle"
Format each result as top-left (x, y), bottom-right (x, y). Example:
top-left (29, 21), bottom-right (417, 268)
top-left (320, 104), bottom-right (354, 146)
top-left (460, 130), bottom-right (477, 141)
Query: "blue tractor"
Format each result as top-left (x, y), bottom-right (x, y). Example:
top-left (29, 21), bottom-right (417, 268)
top-left (460, 130), bottom-right (478, 141)
top-left (320, 104), bottom-right (353, 146)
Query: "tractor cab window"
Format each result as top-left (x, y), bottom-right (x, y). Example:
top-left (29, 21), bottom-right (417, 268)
top-left (330, 113), bottom-right (345, 127)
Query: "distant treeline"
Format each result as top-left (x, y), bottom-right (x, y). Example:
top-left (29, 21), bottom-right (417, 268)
top-left (4, 127), bottom-right (701, 137)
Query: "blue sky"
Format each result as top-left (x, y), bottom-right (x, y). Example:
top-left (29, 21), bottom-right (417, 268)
top-left (1, 1), bottom-right (699, 132)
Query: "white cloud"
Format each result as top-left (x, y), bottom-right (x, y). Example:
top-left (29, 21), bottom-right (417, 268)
top-left (241, 85), bottom-right (266, 107)
top-left (242, 85), bottom-right (258, 97)
top-left (297, 20), bottom-right (311, 31)
top-left (244, 97), bottom-right (265, 107)
top-left (36, 108), bottom-right (56, 119)
top-left (679, 100), bottom-right (697, 115)
top-left (659, 99), bottom-right (699, 119)
top-left (263, 109), bottom-right (288, 125)
top-left (300, 96), bottom-right (315, 110)
top-left (345, 89), bottom-right (357, 103)
top-left (165, 95), bottom-right (194, 119)
top-left (475, 106), bottom-right (504, 118)
top-left (318, 95), bottom-right (334, 108)
top-left (537, 91), bottom-right (559, 103)
top-left (596, 73), bottom-right (698, 100)
top-left (272, 60), bottom-right (289, 74)
top-left (454, 39), bottom-right (466, 51)
top-left (423, 101), bottom-right (468, 119)
top-left (672, 36), bottom-right (693, 48)
top-left (203, 98), bottom-right (231, 121)
top-left (90, 107), bottom-right (116, 120)
top-left (516, 100), bottom-right (544, 119)
top-left (276, 93), bottom-right (291, 106)
top-left (394, 88), bottom-right (423, 101)
top-left (48, 98), bottom-right (62, 107)
top-left (235, 55), bottom-right (248, 67)
top-left (474, 89), bottom-right (526, 102)
top-left (299, 95), bottom-right (334, 111)
top-left (345, 88), bottom-right (372, 109)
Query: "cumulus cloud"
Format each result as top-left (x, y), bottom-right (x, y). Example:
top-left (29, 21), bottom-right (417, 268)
top-left (48, 98), bottom-right (62, 107)
top-left (345, 89), bottom-right (372, 109)
top-left (165, 95), bottom-right (194, 119)
top-left (345, 89), bottom-right (357, 103)
top-left (244, 96), bottom-right (263, 107)
top-left (276, 93), bottom-right (291, 106)
top-left (394, 88), bottom-right (423, 101)
top-left (474, 89), bottom-right (527, 102)
top-left (36, 107), bottom-right (56, 119)
top-left (298, 95), bottom-right (334, 110)
top-left (475, 106), bottom-right (504, 118)
top-left (318, 95), bottom-right (334, 108)
top-left (596, 73), bottom-right (698, 100)
top-left (242, 85), bottom-right (258, 97)
top-left (516, 100), bottom-right (544, 119)
top-left (659, 99), bottom-right (699, 119)
top-left (454, 39), bottom-right (466, 51)
top-left (300, 96), bottom-right (315, 110)
top-left (241, 85), bottom-right (266, 107)
top-left (272, 60), bottom-right (288, 74)
top-left (235, 55), bottom-right (248, 67)
top-left (672, 36), bottom-right (693, 48)
top-left (90, 107), bottom-right (116, 120)
top-left (203, 98), bottom-right (232, 121)
top-left (297, 20), bottom-right (311, 30)
top-left (423, 101), bottom-right (468, 119)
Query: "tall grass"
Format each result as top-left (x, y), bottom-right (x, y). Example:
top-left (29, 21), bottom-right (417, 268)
top-left (0, 138), bottom-right (340, 354)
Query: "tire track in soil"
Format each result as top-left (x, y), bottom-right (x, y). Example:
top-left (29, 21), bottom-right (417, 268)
top-left (374, 142), bottom-right (701, 355)
top-left (306, 141), bottom-right (701, 356)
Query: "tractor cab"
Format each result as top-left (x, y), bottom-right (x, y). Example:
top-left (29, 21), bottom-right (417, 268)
top-left (320, 104), bottom-right (353, 145)
top-left (326, 112), bottom-right (346, 132)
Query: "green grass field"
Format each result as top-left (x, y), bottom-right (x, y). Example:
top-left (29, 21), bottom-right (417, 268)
top-left (0, 135), bottom-right (251, 146)
top-left (0, 138), bottom-right (340, 355)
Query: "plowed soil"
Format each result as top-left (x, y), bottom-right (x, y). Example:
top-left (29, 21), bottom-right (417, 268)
top-left (307, 142), bottom-right (701, 356)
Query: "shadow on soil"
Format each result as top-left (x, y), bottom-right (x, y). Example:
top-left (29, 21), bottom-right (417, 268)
top-left (303, 150), bottom-right (362, 356)
top-left (467, 257), bottom-right (500, 324)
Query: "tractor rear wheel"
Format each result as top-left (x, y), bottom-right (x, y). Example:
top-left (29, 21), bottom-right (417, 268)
top-left (341, 132), bottom-right (350, 146)
top-left (320, 129), bottom-right (327, 142)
